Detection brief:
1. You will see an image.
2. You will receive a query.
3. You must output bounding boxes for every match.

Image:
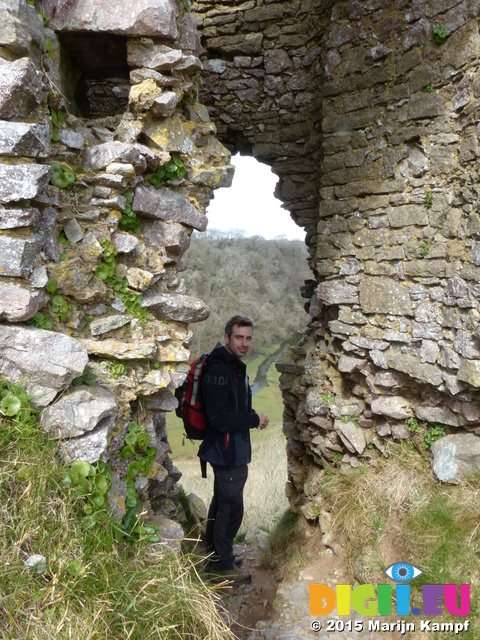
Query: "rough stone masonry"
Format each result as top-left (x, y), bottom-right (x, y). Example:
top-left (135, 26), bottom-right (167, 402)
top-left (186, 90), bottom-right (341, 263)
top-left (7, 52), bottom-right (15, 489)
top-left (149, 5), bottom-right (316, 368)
top-left (0, 0), bottom-right (232, 538)
top-left (2, 0), bottom-right (480, 539)
top-left (190, 0), bottom-right (480, 520)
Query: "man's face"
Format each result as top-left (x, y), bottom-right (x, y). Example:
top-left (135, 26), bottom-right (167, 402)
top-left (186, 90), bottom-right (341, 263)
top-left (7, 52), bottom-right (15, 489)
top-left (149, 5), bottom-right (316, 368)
top-left (224, 324), bottom-right (253, 360)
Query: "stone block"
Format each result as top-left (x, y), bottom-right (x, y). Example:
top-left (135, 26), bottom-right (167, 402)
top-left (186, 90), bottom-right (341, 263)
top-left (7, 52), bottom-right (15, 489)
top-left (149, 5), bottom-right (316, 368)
top-left (0, 57), bottom-right (45, 119)
top-left (79, 339), bottom-right (157, 359)
top-left (0, 280), bottom-right (46, 321)
top-left (145, 389), bottom-right (178, 411)
top-left (141, 290), bottom-right (210, 323)
top-left (359, 277), bottom-right (412, 315)
top-left (0, 325), bottom-right (88, 406)
top-left (0, 206), bottom-right (39, 229)
top-left (386, 205), bottom-right (429, 228)
top-left (334, 419), bottom-right (366, 455)
top-left (316, 281), bottom-right (358, 305)
top-left (86, 141), bottom-right (160, 174)
top-left (432, 434), bottom-right (480, 484)
top-left (0, 164), bottom-right (50, 203)
top-left (125, 267), bottom-right (154, 291)
top-left (41, 0), bottom-right (178, 38)
top-left (457, 358), bottom-right (480, 387)
top-left (113, 232), bottom-right (139, 254)
top-left (127, 42), bottom-right (183, 70)
top-left (89, 315), bottom-right (131, 336)
top-left (0, 121), bottom-right (50, 157)
top-left (371, 396), bottom-right (413, 420)
top-left (386, 350), bottom-right (443, 387)
top-left (0, 231), bottom-right (43, 277)
top-left (142, 220), bottom-right (190, 256)
top-left (0, 0), bottom-right (45, 58)
top-left (205, 33), bottom-right (263, 55)
top-left (41, 386), bottom-right (117, 440)
top-left (133, 185), bottom-right (207, 231)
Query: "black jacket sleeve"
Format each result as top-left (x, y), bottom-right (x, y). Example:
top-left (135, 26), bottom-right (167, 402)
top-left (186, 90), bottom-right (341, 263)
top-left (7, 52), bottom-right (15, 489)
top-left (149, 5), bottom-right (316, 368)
top-left (202, 361), bottom-right (260, 433)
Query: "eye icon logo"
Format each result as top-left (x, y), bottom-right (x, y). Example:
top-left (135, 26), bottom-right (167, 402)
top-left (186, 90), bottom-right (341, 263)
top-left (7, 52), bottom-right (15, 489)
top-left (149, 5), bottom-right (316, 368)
top-left (384, 562), bottom-right (423, 582)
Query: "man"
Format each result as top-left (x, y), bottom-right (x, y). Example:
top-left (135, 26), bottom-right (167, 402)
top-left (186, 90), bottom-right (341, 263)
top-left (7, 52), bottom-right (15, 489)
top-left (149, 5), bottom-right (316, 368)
top-left (199, 315), bottom-right (269, 585)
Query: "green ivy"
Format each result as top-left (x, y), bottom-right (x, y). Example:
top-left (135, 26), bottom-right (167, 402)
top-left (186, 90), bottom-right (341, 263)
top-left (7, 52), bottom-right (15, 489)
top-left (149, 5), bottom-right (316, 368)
top-left (51, 294), bottom-right (72, 322)
top-left (406, 418), bottom-right (445, 451)
top-left (45, 39), bottom-right (53, 60)
top-left (406, 417), bottom-right (422, 435)
top-left (433, 25), bottom-right (447, 44)
top-left (119, 420), bottom-right (160, 542)
top-left (424, 191), bottom-right (433, 208)
top-left (57, 231), bottom-right (70, 245)
top-left (45, 278), bottom-right (58, 294)
top-left (27, 311), bottom-right (54, 330)
top-left (100, 361), bottom-right (127, 379)
top-left (95, 238), bottom-right (148, 323)
top-left (0, 380), bottom-right (38, 440)
top-left (420, 242), bottom-right (431, 257)
top-left (423, 425), bottom-right (445, 450)
top-left (50, 108), bottom-right (64, 142)
top-left (95, 238), bottom-right (118, 282)
top-left (50, 164), bottom-right (75, 189)
top-left (61, 459), bottom-right (112, 515)
top-left (149, 154), bottom-right (186, 188)
top-left (119, 192), bottom-right (142, 234)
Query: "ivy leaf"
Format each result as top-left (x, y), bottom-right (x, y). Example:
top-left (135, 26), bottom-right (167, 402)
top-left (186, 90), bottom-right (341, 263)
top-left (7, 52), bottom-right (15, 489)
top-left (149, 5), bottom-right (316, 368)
top-left (0, 395), bottom-right (22, 416)
top-left (70, 460), bottom-right (92, 478)
top-left (45, 279), bottom-right (58, 294)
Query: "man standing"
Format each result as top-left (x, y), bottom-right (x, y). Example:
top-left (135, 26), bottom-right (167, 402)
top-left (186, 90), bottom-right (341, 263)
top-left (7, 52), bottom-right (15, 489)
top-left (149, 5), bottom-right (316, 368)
top-left (199, 315), bottom-right (269, 585)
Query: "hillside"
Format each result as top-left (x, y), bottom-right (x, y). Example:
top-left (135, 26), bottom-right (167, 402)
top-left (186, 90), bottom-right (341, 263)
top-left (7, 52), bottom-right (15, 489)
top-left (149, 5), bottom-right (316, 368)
top-left (182, 230), bottom-right (311, 356)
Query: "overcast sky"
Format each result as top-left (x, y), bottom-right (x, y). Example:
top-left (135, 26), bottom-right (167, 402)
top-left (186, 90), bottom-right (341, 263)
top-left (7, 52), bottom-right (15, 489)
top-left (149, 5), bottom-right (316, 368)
top-left (206, 154), bottom-right (305, 240)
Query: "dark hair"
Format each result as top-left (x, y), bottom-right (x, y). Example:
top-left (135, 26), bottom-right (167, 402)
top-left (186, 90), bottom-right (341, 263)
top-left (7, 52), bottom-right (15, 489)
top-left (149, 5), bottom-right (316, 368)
top-left (224, 315), bottom-right (254, 338)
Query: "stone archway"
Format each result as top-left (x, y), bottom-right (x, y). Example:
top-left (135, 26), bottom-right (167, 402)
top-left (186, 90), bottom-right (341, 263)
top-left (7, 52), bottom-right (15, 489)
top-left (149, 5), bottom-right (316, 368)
top-left (191, 0), bottom-right (325, 248)
top-left (192, 0), bottom-right (480, 514)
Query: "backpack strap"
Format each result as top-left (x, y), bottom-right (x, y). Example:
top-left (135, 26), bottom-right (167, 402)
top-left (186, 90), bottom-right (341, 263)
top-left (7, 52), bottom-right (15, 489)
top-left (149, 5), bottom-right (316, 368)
top-left (200, 458), bottom-right (207, 479)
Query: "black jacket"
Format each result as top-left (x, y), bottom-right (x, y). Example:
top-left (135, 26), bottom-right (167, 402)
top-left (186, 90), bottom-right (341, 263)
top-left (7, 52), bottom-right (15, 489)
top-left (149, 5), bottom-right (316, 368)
top-left (198, 343), bottom-right (260, 466)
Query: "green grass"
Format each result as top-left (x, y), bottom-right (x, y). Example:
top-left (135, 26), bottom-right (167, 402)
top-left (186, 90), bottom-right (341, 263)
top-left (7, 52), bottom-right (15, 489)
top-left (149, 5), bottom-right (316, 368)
top-left (0, 379), bottom-right (235, 640)
top-left (321, 442), bottom-right (480, 639)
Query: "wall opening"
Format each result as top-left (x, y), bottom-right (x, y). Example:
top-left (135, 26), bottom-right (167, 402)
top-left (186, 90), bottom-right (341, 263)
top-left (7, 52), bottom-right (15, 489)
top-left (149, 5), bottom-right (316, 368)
top-left (58, 33), bottom-right (130, 117)
top-left (206, 154), bottom-right (305, 241)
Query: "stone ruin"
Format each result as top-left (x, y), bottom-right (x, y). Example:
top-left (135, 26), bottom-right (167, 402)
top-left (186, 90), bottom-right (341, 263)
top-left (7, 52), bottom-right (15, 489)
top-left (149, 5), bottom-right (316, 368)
top-left (2, 0), bottom-right (480, 538)
top-left (0, 0), bottom-right (230, 535)
top-left (191, 0), bottom-right (480, 518)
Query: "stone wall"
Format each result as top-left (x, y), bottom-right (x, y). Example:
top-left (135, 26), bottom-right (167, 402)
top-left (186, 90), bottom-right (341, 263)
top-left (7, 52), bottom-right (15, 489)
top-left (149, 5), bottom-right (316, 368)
top-left (191, 0), bottom-right (480, 520)
top-left (191, 0), bottom-right (326, 241)
top-left (0, 0), bottom-right (232, 534)
top-left (3, 0), bottom-right (480, 536)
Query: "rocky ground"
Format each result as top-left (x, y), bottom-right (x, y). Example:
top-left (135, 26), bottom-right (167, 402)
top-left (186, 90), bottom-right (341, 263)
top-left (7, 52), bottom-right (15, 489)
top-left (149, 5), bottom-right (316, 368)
top-left (221, 527), bottom-right (401, 640)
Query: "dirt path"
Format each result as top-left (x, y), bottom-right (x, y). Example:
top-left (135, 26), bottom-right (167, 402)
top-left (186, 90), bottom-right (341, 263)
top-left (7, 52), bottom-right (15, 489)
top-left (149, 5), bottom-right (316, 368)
top-left (220, 527), bottom-right (406, 640)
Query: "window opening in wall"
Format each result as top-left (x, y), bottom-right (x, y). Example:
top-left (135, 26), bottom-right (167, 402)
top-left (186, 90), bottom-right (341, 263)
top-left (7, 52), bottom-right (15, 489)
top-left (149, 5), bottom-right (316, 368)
top-left (205, 154), bottom-right (305, 241)
top-left (57, 32), bottom-right (130, 117)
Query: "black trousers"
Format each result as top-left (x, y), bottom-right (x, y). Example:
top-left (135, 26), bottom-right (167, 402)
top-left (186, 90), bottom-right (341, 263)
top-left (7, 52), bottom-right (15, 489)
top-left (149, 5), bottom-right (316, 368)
top-left (205, 463), bottom-right (248, 571)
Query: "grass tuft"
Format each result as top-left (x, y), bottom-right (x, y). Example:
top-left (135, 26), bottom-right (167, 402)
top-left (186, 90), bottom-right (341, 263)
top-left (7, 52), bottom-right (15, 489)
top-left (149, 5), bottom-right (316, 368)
top-left (0, 379), bottom-right (235, 640)
top-left (321, 441), bottom-right (480, 638)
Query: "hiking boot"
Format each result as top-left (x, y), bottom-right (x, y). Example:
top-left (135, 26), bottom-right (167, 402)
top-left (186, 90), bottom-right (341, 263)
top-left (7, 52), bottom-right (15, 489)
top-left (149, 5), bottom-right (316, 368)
top-left (206, 564), bottom-right (252, 585)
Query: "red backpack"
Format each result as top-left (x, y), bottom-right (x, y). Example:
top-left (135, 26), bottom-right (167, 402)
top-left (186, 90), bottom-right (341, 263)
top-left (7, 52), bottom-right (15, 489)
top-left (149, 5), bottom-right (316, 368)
top-left (175, 353), bottom-right (209, 441)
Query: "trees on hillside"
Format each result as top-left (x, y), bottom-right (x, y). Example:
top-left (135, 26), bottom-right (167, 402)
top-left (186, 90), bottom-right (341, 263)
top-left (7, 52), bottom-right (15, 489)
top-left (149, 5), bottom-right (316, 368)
top-left (183, 232), bottom-right (310, 356)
